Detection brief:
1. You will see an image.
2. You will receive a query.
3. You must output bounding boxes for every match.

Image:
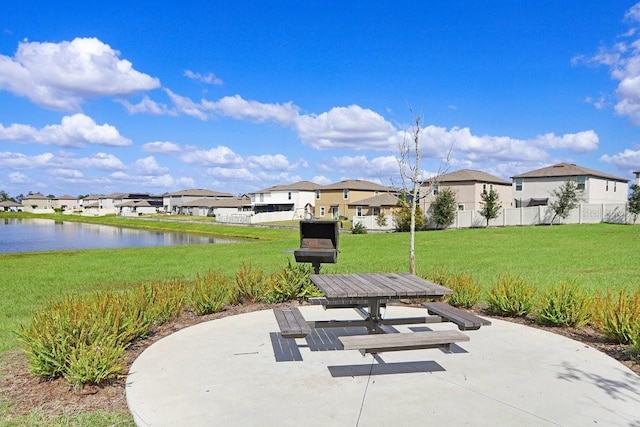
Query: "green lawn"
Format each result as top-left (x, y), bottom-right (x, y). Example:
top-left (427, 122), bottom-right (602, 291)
top-left (1, 218), bottom-right (639, 355)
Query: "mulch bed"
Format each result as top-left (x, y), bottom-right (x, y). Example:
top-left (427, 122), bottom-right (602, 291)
top-left (1, 303), bottom-right (638, 419)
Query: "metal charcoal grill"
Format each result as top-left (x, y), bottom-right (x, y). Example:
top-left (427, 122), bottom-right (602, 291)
top-left (293, 220), bottom-right (339, 273)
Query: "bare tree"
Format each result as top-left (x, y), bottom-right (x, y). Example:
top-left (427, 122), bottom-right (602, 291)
top-left (396, 110), bottom-right (451, 274)
top-left (396, 113), bottom-right (423, 274)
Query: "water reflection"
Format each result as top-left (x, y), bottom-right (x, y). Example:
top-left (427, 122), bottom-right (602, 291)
top-left (0, 218), bottom-right (239, 253)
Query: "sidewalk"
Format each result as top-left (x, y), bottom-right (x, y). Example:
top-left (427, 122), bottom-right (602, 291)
top-left (126, 305), bottom-right (640, 426)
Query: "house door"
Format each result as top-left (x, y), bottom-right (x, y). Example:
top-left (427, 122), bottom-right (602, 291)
top-left (330, 206), bottom-right (339, 219)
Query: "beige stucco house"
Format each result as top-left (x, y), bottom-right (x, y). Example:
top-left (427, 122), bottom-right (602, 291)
top-left (163, 189), bottom-right (234, 214)
top-left (21, 193), bottom-right (54, 213)
top-left (52, 195), bottom-right (81, 213)
top-left (511, 163), bottom-right (629, 206)
top-left (314, 179), bottom-right (393, 219)
top-left (182, 196), bottom-right (252, 217)
top-left (421, 169), bottom-right (513, 212)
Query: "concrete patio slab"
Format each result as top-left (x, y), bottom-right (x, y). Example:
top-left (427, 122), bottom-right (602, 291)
top-left (126, 305), bottom-right (640, 426)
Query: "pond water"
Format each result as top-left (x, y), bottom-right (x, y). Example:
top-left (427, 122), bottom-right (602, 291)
top-left (0, 218), bottom-right (239, 254)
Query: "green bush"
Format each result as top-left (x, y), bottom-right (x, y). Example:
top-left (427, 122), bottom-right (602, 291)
top-left (265, 261), bottom-right (314, 303)
top-left (592, 289), bottom-right (640, 344)
top-left (190, 271), bottom-right (234, 315)
top-left (424, 266), bottom-right (450, 287)
top-left (18, 281), bottom-right (188, 386)
top-left (445, 271), bottom-right (481, 309)
top-left (486, 275), bottom-right (536, 317)
top-left (352, 222), bottom-right (368, 234)
top-left (234, 263), bottom-right (270, 303)
top-left (536, 281), bottom-right (591, 327)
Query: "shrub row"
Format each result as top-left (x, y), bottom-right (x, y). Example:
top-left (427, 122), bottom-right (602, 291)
top-left (425, 268), bottom-right (640, 358)
top-left (18, 261), bottom-right (322, 387)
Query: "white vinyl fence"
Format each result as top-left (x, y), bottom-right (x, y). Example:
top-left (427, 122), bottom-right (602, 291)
top-left (353, 202), bottom-right (635, 231)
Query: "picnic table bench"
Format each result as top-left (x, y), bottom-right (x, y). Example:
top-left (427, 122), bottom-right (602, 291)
top-left (273, 307), bottom-right (311, 338)
top-left (423, 302), bottom-right (491, 331)
top-left (339, 330), bottom-right (470, 355)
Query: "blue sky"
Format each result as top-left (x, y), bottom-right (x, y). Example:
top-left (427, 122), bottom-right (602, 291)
top-left (2, 1), bottom-right (640, 197)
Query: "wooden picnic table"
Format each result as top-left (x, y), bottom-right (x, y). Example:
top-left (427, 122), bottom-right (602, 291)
top-left (309, 273), bottom-right (452, 334)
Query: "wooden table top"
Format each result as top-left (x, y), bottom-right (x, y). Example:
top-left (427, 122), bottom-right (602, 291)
top-left (309, 273), bottom-right (452, 299)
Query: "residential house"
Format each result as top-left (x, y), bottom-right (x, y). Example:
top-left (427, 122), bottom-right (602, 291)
top-left (117, 198), bottom-right (164, 216)
top-left (163, 189), bottom-right (234, 214)
top-left (80, 194), bottom-right (102, 216)
top-left (21, 193), bottom-right (54, 213)
top-left (421, 169), bottom-right (513, 212)
top-left (249, 181), bottom-right (322, 217)
top-left (349, 193), bottom-right (400, 230)
top-left (511, 163), bottom-right (629, 206)
top-left (315, 179), bottom-right (393, 219)
top-left (52, 195), bottom-right (80, 213)
top-left (182, 196), bottom-right (252, 217)
top-left (0, 200), bottom-right (22, 212)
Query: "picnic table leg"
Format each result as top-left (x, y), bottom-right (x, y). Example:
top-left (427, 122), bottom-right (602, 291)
top-left (366, 298), bottom-right (385, 334)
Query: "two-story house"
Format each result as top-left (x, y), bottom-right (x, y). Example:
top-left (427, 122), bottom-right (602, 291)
top-left (249, 181), bottom-right (322, 217)
top-left (421, 169), bottom-right (513, 212)
top-left (511, 163), bottom-right (629, 206)
top-left (315, 179), bottom-right (393, 219)
top-left (52, 195), bottom-right (81, 213)
top-left (21, 193), bottom-right (54, 213)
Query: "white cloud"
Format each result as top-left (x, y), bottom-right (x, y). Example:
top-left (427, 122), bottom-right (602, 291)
top-left (531, 130), bottom-right (599, 153)
top-left (600, 148), bottom-right (640, 168)
top-left (73, 152), bottom-right (127, 171)
top-left (574, 4), bottom-right (640, 124)
top-left (184, 70), bottom-right (223, 85)
top-left (206, 167), bottom-right (255, 180)
top-left (9, 171), bottom-right (30, 183)
top-left (119, 95), bottom-right (173, 115)
top-left (201, 94), bottom-right (299, 125)
top-left (0, 151), bottom-right (54, 168)
top-left (181, 145), bottom-right (243, 166)
top-left (318, 155), bottom-right (399, 181)
top-left (294, 105), bottom-right (398, 150)
top-left (246, 154), bottom-right (298, 171)
top-left (0, 37), bottom-right (159, 111)
top-left (0, 113), bottom-right (131, 147)
top-left (133, 156), bottom-right (169, 175)
top-left (420, 125), bottom-right (550, 162)
top-left (142, 141), bottom-right (182, 154)
top-left (626, 3), bottom-right (640, 22)
top-left (50, 168), bottom-right (84, 179)
top-left (165, 89), bottom-right (208, 120)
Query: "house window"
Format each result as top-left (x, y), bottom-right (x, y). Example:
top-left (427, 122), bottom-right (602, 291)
top-left (614, 182), bottom-right (617, 192)
top-left (288, 192), bottom-right (292, 200)
top-left (315, 190), bottom-right (321, 200)
top-left (458, 204), bottom-right (465, 211)
top-left (482, 184), bottom-right (487, 194)
top-left (372, 207), bottom-right (380, 216)
top-left (356, 206), bottom-right (363, 217)
top-left (320, 206), bottom-right (325, 217)
top-left (576, 176), bottom-right (586, 191)
top-left (259, 193), bottom-right (264, 203)
top-left (433, 183), bottom-right (440, 195)
top-left (606, 181), bottom-right (609, 192)
top-left (515, 178), bottom-right (523, 191)
top-left (343, 189), bottom-right (349, 200)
